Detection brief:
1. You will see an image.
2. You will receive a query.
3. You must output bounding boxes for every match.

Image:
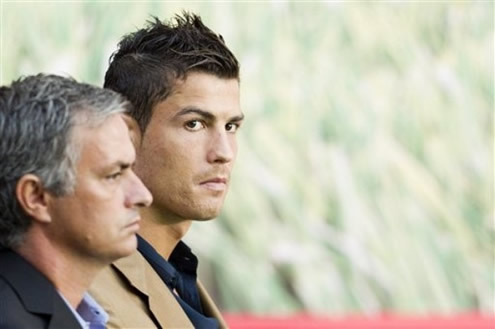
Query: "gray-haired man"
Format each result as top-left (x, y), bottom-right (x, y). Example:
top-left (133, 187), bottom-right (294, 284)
top-left (0, 74), bottom-right (152, 328)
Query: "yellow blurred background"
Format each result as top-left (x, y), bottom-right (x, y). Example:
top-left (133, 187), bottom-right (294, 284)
top-left (1, 0), bottom-right (493, 315)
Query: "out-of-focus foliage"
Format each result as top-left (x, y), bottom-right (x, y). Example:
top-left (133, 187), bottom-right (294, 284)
top-left (1, 1), bottom-right (493, 315)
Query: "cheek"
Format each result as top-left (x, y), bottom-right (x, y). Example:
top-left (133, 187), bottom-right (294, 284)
top-left (160, 142), bottom-right (195, 173)
top-left (137, 136), bottom-right (176, 171)
top-left (76, 190), bottom-right (118, 220)
top-left (232, 142), bottom-right (239, 158)
top-left (228, 140), bottom-right (239, 164)
top-left (138, 131), bottom-right (202, 183)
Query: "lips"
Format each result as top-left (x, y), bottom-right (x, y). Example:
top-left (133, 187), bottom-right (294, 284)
top-left (200, 177), bottom-right (228, 191)
top-left (202, 177), bottom-right (227, 184)
top-left (125, 215), bottom-right (141, 230)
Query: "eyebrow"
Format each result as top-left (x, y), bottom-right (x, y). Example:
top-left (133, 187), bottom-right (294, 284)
top-left (100, 161), bottom-right (133, 174)
top-left (117, 162), bottom-right (132, 170)
top-left (175, 107), bottom-right (214, 121)
top-left (174, 106), bottom-right (245, 122)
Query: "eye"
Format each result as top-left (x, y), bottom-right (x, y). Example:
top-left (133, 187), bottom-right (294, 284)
top-left (185, 120), bottom-right (205, 131)
top-left (106, 172), bottom-right (122, 181)
top-left (226, 122), bottom-right (240, 133)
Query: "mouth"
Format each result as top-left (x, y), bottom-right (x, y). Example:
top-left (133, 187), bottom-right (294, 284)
top-left (125, 217), bottom-right (141, 231)
top-left (199, 177), bottom-right (228, 191)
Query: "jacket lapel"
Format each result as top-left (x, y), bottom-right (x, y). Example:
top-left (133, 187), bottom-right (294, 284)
top-left (0, 250), bottom-right (82, 329)
top-left (47, 297), bottom-right (84, 329)
top-left (197, 280), bottom-right (229, 329)
top-left (113, 250), bottom-right (194, 329)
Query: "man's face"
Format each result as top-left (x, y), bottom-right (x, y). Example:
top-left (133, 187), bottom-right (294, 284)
top-left (46, 114), bottom-right (152, 263)
top-left (134, 72), bottom-right (243, 223)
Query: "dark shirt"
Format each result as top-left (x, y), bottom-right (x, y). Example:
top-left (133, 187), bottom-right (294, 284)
top-left (137, 235), bottom-right (219, 329)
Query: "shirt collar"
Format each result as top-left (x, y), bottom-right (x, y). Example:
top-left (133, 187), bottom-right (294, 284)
top-left (137, 235), bottom-right (199, 282)
top-left (59, 292), bottom-right (108, 329)
top-left (137, 235), bottom-right (178, 287)
top-left (169, 239), bottom-right (199, 274)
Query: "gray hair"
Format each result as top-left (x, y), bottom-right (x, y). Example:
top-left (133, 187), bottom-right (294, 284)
top-left (0, 74), bottom-right (130, 248)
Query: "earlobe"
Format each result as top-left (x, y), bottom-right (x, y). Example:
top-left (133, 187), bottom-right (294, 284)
top-left (16, 174), bottom-right (52, 223)
top-left (122, 114), bottom-right (142, 149)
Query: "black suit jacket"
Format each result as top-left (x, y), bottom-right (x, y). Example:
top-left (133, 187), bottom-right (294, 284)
top-left (0, 249), bottom-right (83, 329)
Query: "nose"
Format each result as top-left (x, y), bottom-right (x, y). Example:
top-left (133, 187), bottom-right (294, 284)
top-left (207, 130), bottom-right (236, 164)
top-left (125, 170), bottom-right (153, 208)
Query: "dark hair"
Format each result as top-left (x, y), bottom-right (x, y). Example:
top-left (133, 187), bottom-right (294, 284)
top-left (0, 74), bottom-right (128, 248)
top-left (104, 11), bottom-right (240, 132)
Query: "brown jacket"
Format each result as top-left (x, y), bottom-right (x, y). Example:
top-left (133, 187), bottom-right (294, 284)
top-left (89, 250), bottom-right (228, 329)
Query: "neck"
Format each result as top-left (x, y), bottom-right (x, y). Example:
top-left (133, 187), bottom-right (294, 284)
top-left (15, 228), bottom-right (100, 308)
top-left (138, 206), bottom-right (192, 260)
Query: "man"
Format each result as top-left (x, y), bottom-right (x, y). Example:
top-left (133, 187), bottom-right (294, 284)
top-left (89, 12), bottom-right (243, 329)
top-left (0, 74), bottom-right (152, 328)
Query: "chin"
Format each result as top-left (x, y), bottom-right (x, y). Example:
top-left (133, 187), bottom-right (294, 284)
top-left (112, 237), bottom-right (138, 259)
top-left (183, 200), bottom-right (223, 219)
top-left (191, 207), bottom-right (222, 221)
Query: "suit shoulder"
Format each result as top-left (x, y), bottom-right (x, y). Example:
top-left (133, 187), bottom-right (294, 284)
top-left (0, 276), bottom-right (45, 329)
top-left (89, 265), bottom-right (150, 329)
top-left (89, 257), bottom-right (189, 329)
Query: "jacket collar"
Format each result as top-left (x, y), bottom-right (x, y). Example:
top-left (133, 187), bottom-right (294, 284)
top-left (197, 280), bottom-right (229, 329)
top-left (112, 250), bottom-right (195, 328)
top-left (0, 249), bottom-right (83, 329)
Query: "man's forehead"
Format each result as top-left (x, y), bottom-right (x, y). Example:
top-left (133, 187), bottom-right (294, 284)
top-left (153, 77), bottom-right (240, 115)
top-left (74, 115), bottom-right (135, 165)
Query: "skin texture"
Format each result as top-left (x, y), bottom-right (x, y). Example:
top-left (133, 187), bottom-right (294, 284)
top-left (45, 114), bottom-right (153, 265)
top-left (134, 72), bottom-right (243, 257)
top-left (15, 113), bottom-right (152, 308)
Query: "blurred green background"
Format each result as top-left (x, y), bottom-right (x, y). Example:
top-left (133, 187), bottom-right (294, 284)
top-left (1, 0), bottom-right (493, 315)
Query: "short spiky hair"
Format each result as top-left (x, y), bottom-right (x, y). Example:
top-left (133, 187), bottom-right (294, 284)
top-left (104, 12), bottom-right (240, 132)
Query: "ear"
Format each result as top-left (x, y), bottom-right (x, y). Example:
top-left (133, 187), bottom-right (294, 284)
top-left (15, 174), bottom-right (52, 223)
top-left (122, 114), bottom-right (142, 149)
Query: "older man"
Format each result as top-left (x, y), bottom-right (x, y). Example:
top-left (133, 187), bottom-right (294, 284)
top-left (0, 74), bottom-right (152, 328)
top-left (89, 12), bottom-right (243, 329)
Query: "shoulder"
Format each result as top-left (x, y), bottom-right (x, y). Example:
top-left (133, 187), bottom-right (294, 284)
top-left (0, 250), bottom-right (82, 329)
top-left (0, 276), bottom-right (46, 329)
top-left (89, 253), bottom-right (159, 329)
top-left (89, 251), bottom-right (193, 329)
top-left (197, 280), bottom-right (229, 329)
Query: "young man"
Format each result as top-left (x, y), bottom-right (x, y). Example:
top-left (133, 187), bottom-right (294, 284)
top-left (89, 12), bottom-right (243, 329)
top-left (0, 74), bottom-right (152, 328)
